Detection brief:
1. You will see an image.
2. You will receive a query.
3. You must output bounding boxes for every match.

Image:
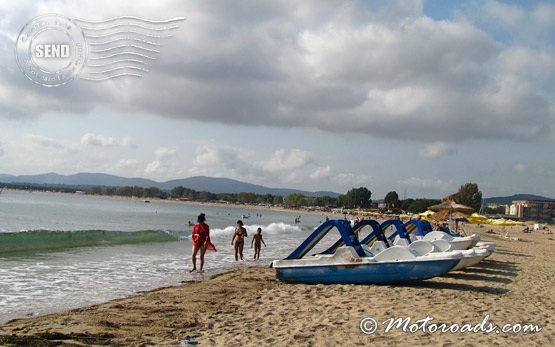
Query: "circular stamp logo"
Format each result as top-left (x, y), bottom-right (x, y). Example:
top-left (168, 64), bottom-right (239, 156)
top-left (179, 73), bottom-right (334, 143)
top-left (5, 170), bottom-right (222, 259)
top-left (15, 14), bottom-right (87, 87)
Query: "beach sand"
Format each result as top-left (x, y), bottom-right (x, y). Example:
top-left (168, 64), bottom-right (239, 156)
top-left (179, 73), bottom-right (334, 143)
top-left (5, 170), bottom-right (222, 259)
top-left (1, 225), bottom-right (554, 346)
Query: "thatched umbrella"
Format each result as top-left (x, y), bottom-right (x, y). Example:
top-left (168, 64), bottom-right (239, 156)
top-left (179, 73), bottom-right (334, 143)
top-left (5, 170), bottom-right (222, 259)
top-left (428, 200), bottom-right (474, 231)
top-left (430, 209), bottom-right (469, 221)
top-left (429, 200), bottom-right (474, 213)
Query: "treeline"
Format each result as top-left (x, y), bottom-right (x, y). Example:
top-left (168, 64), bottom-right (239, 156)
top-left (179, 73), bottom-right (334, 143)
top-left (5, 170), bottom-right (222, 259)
top-left (169, 186), bottom-right (371, 208)
top-left (0, 182), bottom-right (80, 193)
top-left (168, 185), bottom-right (444, 213)
top-left (88, 185), bottom-right (168, 199)
top-left (169, 186), bottom-right (284, 205)
top-left (378, 183), bottom-right (483, 212)
top-left (2, 181), bottom-right (484, 214)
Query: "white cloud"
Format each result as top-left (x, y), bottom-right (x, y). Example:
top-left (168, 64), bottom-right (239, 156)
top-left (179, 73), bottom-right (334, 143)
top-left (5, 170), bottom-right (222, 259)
top-left (261, 149), bottom-right (312, 173)
top-left (141, 147), bottom-right (182, 177)
top-left (481, 0), bottom-right (525, 30)
top-left (333, 173), bottom-right (371, 186)
top-left (144, 160), bottom-right (161, 174)
top-left (81, 133), bottom-right (135, 147)
top-left (186, 142), bottom-right (369, 190)
top-left (27, 134), bottom-right (75, 151)
top-left (498, 47), bottom-right (555, 82)
top-left (154, 147), bottom-right (176, 159)
top-left (533, 3), bottom-right (555, 29)
top-left (309, 165), bottom-right (331, 180)
top-left (1, 1), bottom-right (554, 197)
top-left (399, 177), bottom-right (453, 192)
top-left (419, 142), bottom-right (454, 159)
top-left (191, 143), bottom-right (252, 175)
top-left (112, 159), bottom-right (140, 171)
top-left (0, 1), bottom-right (552, 143)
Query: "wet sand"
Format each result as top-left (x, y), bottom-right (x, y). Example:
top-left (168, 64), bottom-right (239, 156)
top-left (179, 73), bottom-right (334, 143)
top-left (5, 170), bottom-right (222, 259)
top-left (1, 225), bottom-right (554, 346)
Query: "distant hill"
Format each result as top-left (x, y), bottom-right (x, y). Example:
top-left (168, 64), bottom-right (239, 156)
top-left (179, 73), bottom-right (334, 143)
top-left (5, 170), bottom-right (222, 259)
top-left (0, 172), bottom-right (339, 197)
top-left (158, 176), bottom-right (338, 196)
top-left (0, 172), bottom-right (157, 187)
top-left (484, 194), bottom-right (553, 205)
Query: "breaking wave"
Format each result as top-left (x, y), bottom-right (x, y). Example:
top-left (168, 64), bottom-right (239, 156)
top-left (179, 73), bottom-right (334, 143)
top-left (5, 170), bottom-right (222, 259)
top-left (210, 222), bottom-right (302, 236)
top-left (0, 229), bottom-right (179, 254)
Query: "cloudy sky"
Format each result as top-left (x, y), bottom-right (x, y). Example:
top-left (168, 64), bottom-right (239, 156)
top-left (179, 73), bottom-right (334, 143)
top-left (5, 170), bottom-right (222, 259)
top-left (0, 0), bottom-right (554, 198)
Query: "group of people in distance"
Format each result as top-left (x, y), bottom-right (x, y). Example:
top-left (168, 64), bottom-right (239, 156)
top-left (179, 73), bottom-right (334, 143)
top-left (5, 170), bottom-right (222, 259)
top-left (189, 213), bottom-right (266, 273)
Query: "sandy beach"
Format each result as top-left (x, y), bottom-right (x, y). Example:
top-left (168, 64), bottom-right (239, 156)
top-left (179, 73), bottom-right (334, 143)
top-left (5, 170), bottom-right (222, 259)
top-left (1, 224), bottom-right (554, 346)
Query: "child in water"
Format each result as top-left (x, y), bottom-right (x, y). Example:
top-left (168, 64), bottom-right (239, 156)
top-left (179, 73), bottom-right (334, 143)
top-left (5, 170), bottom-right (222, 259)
top-left (251, 227), bottom-right (267, 260)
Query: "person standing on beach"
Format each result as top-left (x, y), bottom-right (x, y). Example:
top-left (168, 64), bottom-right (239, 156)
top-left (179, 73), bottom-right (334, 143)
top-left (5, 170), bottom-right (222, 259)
top-left (190, 213), bottom-right (216, 272)
top-left (251, 227), bottom-right (266, 260)
top-left (231, 220), bottom-right (248, 261)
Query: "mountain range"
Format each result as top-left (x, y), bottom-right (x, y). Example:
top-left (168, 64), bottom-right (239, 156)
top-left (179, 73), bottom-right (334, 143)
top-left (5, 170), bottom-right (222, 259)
top-left (0, 172), bottom-right (339, 197)
top-left (1, 172), bottom-right (552, 201)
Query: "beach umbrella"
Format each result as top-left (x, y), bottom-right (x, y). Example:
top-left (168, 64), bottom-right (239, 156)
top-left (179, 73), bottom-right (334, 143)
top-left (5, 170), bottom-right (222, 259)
top-left (419, 210), bottom-right (435, 217)
top-left (428, 200), bottom-right (474, 222)
top-left (429, 200), bottom-right (474, 213)
top-left (487, 218), bottom-right (521, 226)
top-left (467, 212), bottom-right (488, 224)
top-left (430, 209), bottom-right (470, 221)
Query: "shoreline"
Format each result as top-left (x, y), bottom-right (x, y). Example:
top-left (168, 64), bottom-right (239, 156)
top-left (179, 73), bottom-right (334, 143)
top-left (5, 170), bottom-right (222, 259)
top-left (1, 225), bottom-right (554, 346)
top-left (6, 189), bottom-right (552, 227)
top-left (3, 188), bottom-right (332, 218)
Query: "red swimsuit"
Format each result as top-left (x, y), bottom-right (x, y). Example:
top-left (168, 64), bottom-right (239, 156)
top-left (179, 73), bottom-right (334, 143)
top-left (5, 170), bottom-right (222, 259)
top-left (192, 223), bottom-right (216, 251)
top-left (192, 223), bottom-right (209, 246)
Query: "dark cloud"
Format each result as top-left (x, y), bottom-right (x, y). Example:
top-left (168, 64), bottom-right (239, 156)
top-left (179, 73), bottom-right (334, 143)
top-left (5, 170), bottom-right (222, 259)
top-left (1, 1), bottom-right (553, 142)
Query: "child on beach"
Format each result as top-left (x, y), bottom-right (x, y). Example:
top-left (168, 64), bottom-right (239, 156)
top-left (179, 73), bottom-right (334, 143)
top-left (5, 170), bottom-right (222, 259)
top-left (251, 227), bottom-right (266, 260)
top-left (231, 220), bottom-right (248, 261)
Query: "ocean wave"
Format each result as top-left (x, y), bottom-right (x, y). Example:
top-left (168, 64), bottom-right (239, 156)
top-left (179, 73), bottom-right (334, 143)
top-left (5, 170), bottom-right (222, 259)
top-left (0, 230), bottom-right (179, 254)
top-left (210, 222), bottom-right (302, 236)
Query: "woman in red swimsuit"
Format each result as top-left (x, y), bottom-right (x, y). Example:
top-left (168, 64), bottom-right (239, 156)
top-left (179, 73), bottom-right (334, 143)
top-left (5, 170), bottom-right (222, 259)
top-left (190, 213), bottom-right (215, 272)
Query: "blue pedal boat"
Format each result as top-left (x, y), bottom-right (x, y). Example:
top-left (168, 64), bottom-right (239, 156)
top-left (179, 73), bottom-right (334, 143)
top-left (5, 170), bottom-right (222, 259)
top-left (272, 220), bottom-right (462, 284)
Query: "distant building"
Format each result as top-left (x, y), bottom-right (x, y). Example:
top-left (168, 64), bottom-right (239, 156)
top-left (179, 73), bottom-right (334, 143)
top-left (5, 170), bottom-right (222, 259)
top-left (509, 200), bottom-right (555, 223)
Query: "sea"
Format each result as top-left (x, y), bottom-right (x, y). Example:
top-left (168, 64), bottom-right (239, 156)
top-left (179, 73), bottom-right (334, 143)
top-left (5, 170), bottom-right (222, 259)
top-left (0, 190), bottom-right (331, 324)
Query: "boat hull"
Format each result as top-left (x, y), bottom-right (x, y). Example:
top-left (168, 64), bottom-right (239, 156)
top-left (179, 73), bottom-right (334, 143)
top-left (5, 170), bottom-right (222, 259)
top-left (451, 253), bottom-right (489, 271)
top-left (274, 259), bottom-right (460, 284)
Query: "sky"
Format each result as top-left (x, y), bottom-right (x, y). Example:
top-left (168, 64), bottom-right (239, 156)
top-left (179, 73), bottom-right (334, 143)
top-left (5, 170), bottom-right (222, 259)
top-left (0, 0), bottom-right (554, 198)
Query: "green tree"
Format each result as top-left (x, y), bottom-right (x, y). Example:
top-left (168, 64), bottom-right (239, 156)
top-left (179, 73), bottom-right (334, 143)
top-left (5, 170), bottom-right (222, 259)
top-left (384, 191), bottom-right (400, 209)
top-left (453, 183), bottom-right (482, 211)
top-left (117, 186), bottom-right (133, 197)
top-left (198, 191), bottom-right (216, 201)
top-left (144, 187), bottom-right (162, 198)
top-left (238, 192), bottom-right (255, 204)
top-left (344, 187), bottom-right (372, 208)
top-left (131, 186), bottom-right (145, 198)
top-left (263, 194), bottom-right (274, 204)
top-left (336, 194), bottom-right (347, 208)
top-left (288, 193), bottom-right (306, 207)
top-left (400, 198), bottom-right (414, 211)
top-left (312, 196), bottom-right (337, 207)
top-left (405, 199), bottom-right (440, 213)
top-left (171, 186), bottom-right (185, 199)
top-left (273, 195), bottom-right (284, 205)
top-left (89, 186), bottom-right (103, 195)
